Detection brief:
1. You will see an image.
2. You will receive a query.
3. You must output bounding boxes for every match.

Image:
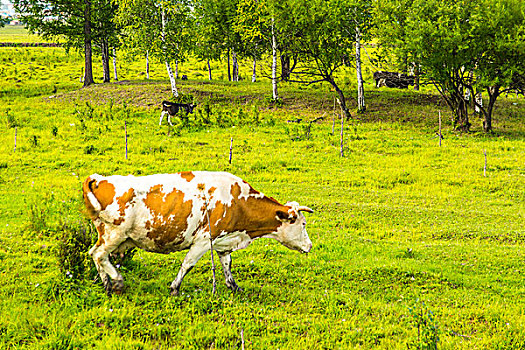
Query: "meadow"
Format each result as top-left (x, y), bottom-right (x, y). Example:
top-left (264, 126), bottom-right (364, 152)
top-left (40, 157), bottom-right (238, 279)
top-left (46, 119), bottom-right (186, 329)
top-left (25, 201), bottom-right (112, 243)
top-left (1, 26), bottom-right (524, 349)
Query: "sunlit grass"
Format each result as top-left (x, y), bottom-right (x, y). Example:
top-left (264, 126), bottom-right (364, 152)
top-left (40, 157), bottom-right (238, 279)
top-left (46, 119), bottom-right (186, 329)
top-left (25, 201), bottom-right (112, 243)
top-left (0, 28), bottom-right (524, 349)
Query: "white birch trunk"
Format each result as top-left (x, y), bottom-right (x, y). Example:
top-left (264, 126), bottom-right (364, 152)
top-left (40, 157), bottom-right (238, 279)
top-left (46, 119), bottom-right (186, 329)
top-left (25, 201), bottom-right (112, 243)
top-left (175, 60), bottom-right (179, 79)
top-left (252, 55), bottom-right (257, 82)
top-left (475, 92), bottom-right (483, 113)
top-left (146, 50), bottom-right (150, 79)
top-left (355, 26), bottom-right (365, 112)
top-left (162, 6), bottom-right (178, 97)
top-left (271, 18), bottom-right (278, 100)
top-left (166, 61), bottom-right (179, 97)
top-left (113, 48), bottom-right (118, 81)
top-left (207, 58), bottom-right (212, 80)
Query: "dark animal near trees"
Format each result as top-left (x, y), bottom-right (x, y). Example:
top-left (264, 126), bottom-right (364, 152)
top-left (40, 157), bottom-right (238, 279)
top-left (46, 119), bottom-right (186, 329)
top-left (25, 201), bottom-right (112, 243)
top-left (373, 71), bottom-right (415, 89)
top-left (159, 101), bottom-right (197, 126)
top-left (82, 171), bottom-right (314, 295)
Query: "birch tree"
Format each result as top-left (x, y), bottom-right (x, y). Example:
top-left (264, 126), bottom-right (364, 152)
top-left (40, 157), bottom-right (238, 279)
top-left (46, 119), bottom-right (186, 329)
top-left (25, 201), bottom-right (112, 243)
top-left (235, 0), bottom-right (289, 100)
top-left (116, 0), bottom-right (194, 97)
top-left (197, 0), bottom-right (243, 82)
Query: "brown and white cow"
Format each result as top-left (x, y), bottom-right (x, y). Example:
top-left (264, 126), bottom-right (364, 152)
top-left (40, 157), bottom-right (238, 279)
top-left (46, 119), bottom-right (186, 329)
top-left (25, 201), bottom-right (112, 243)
top-left (82, 171), bottom-right (313, 295)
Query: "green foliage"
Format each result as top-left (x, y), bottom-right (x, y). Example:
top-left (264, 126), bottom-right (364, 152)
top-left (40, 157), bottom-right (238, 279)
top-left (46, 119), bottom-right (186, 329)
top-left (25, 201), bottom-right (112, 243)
top-left (408, 300), bottom-right (440, 349)
top-left (56, 219), bottom-right (96, 281)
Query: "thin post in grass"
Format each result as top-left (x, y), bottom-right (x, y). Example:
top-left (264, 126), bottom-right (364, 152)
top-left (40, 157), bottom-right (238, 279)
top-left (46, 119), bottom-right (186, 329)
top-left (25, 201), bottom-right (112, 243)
top-left (200, 186), bottom-right (217, 295)
top-left (241, 329), bottom-right (245, 350)
top-left (337, 98), bottom-right (344, 157)
top-left (124, 121), bottom-right (128, 160)
top-left (14, 127), bottom-right (17, 152)
top-left (229, 137), bottom-right (233, 164)
top-left (483, 149), bottom-right (487, 177)
top-left (438, 111), bottom-right (442, 147)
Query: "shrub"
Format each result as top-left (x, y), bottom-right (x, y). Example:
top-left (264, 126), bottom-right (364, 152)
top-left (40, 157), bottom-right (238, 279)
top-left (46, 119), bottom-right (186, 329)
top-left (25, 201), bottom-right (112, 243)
top-left (56, 219), bottom-right (96, 281)
top-left (408, 300), bottom-right (440, 349)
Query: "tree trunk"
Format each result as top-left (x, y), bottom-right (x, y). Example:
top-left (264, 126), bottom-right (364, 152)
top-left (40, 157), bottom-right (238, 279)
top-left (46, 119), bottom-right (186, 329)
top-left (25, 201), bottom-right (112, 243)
top-left (232, 50), bottom-right (239, 81)
top-left (227, 49), bottom-right (231, 81)
top-left (83, 0), bottom-right (95, 87)
top-left (281, 54), bottom-right (290, 82)
top-left (146, 50), bottom-right (150, 79)
top-left (475, 91), bottom-right (482, 114)
top-left (355, 26), bottom-right (365, 112)
top-left (175, 60), bottom-right (179, 79)
top-left (252, 55), bottom-right (257, 82)
top-left (483, 86), bottom-right (499, 132)
top-left (414, 63), bottom-right (420, 91)
top-left (271, 18), bottom-right (279, 100)
top-left (101, 40), bottom-right (110, 83)
top-left (330, 78), bottom-right (351, 120)
top-left (166, 61), bottom-right (179, 97)
top-left (161, 5), bottom-right (177, 97)
top-left (112, 48), bottom-right (118, 81)
top-left (207, 58), bottom-right (212, 80)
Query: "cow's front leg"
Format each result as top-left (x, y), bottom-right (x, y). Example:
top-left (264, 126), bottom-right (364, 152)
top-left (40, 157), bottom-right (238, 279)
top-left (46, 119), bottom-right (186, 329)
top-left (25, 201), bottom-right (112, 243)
top-left (218, 252), bottom-right (242, 292)
top-left (169, 239), bottom-right (209, 296)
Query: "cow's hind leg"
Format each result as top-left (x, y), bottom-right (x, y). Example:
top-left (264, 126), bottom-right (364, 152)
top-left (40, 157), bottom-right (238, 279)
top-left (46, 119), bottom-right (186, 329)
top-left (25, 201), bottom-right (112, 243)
top-left (90, 234), bottom-right (128, 295)
top-left (169, 238), bottom-right (209, 296)
top-left (159, 111), bottom-right (167, 126)
top-left (218, 252), bottom-right (242, 292)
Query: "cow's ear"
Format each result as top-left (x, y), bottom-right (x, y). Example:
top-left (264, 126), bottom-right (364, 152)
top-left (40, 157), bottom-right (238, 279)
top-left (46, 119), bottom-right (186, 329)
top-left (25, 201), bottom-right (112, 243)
top-left (276, 209), bottom-right (297, 223)
top-left (276, 210), bottom-right (289, 222)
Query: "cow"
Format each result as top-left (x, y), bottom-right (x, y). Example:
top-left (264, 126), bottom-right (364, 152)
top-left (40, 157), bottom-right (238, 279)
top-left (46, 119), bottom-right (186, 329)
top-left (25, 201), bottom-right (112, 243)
top-left (82, 171), bottom-right (314, 296)
top-left (373, 71), bottom-right (415, 89)
top-left (159, 101), bottom-right (197, 126)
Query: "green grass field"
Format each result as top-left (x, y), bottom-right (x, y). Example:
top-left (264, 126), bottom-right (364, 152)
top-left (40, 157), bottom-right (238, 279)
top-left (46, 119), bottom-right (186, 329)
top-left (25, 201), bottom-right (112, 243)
top-left (1, 27), bottom-right (524, 349)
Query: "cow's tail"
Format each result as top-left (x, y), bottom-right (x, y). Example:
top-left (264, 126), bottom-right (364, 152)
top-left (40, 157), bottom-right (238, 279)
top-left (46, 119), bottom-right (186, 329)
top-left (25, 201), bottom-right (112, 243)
top-left (83, 176), bottom-right (102, 218)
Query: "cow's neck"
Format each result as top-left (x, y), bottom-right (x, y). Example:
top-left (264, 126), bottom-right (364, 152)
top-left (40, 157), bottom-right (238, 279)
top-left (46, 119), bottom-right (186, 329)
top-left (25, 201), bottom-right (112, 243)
top-left (212, 195), bottom-right (285, 239)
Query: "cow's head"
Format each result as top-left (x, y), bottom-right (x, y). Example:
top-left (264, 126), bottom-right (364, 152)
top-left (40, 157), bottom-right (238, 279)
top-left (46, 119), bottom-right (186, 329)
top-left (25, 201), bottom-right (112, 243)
top-left (274, 202), bottom-right (313, 253)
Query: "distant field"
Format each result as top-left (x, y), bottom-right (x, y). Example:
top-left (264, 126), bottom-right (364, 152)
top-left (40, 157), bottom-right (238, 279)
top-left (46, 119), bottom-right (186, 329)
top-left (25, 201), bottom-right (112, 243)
top-left (0, 30), bottom-right (524, 349)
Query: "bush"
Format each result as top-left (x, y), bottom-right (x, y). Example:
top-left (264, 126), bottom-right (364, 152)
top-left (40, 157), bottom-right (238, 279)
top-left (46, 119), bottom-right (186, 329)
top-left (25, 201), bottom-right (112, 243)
top-left (408, 300), bottom-right (440, 349)
top-left (56, 219), bottom-right (96, 281)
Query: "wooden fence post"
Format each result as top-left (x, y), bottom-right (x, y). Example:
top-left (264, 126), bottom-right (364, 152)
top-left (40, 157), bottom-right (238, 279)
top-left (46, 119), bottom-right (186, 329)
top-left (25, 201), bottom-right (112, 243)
top-left (438, 111), bottom-right (442, 147)
top-left (483, 149), bottom-right (487, 177)
top-left (229, 137), bottom-right (233, 164)
top-left (125, 121), bottom-right (128, 160)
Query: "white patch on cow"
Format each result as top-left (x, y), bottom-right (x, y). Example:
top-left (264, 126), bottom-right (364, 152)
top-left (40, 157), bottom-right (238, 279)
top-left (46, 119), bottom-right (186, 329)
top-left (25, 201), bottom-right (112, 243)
top-left (212, 230), bottom-right (252, 252)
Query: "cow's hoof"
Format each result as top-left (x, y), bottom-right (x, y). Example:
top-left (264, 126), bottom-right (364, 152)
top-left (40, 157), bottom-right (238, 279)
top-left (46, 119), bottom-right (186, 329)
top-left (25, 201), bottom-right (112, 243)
top-left (229, 284), bottom-right (243, 293)
top-left (112, 279), bottom-right (124, 294)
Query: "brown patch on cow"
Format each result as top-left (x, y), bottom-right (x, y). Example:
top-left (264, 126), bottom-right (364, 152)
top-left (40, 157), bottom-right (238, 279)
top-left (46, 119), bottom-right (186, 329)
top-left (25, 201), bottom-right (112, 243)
top-left (204, 182), bottom-right (285, 240)
top-left (197, 183), bottom-right (205, 192)
top-left (208, 186), bottom-right (216, 195)
top-left (143, 185), bottom-right (193, 250)
top-left (180, 171), bottom-right (195, 182)
top-left (82, 177), bottom-right (117, 219)
top-left (113, 188), bottom-right (135, 225)
top-left (95, 222), bottom-right (106, 247)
